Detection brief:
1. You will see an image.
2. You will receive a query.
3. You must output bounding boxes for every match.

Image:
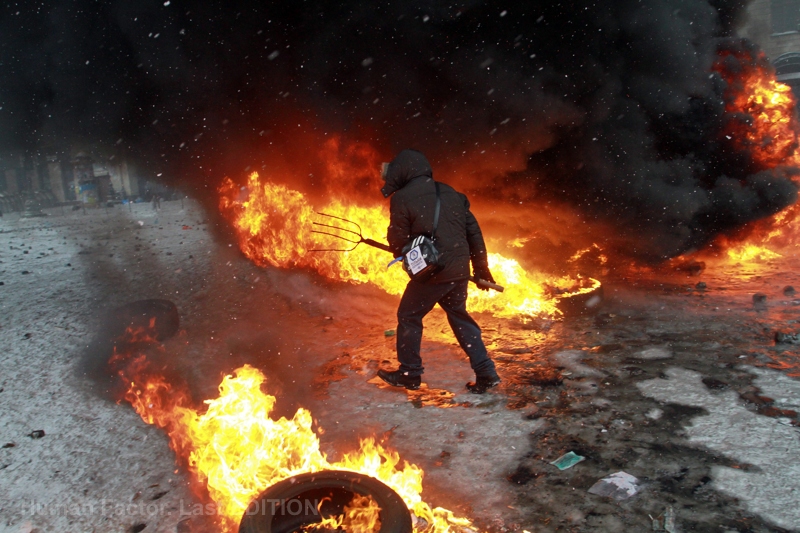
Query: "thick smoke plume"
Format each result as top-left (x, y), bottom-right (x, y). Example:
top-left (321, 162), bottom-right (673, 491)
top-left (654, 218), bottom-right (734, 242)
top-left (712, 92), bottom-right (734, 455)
top-left (1, 0), bottom-right (796, 259)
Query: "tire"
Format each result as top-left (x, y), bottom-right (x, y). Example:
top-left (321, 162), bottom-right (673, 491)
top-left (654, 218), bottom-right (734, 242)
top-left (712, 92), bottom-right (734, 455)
top-left (238, 470), bottom-right (413, 533)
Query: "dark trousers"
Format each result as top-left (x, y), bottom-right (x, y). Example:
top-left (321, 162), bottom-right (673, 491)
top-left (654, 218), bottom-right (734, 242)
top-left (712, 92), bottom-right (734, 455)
top-left (396, 279), bottom-right (497, 378)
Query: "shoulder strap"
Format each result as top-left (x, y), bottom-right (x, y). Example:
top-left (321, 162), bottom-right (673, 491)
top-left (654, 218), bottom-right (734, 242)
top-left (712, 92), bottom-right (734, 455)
top-left (432, 181), bottom-right (441, 239)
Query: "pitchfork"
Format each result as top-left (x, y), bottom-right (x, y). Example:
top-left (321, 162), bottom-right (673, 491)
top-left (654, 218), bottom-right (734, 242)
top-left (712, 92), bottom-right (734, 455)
top-left (310, 212), bottom-right (504, 292)
top-left (310, 212), bottom-right (393, 253)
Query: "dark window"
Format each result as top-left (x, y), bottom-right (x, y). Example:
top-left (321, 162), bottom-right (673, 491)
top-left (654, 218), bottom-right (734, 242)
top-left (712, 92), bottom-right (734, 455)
top-left (772, 0), bottom-right (800, 33)
top-left (776, 53), bottom-right (800, 73)
top-left (774, 53), bottom-right (800, 98)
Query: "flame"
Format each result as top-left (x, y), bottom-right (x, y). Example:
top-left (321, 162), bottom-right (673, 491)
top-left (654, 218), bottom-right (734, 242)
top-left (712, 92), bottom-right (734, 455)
top-left (119, 356), bottom-right (479, 533)
top-left (220, 172), bottom-right (598, 318)
top-left (307, 494), bottom-right (382, 533)
top-left (568, 244), bottom-right (608, 265)
top-left (714, 48), bottom-right (800, 169)
top-left (726, 243), bottom-right (782, 263)
top-left (690, 49), bottom-right (800, 264)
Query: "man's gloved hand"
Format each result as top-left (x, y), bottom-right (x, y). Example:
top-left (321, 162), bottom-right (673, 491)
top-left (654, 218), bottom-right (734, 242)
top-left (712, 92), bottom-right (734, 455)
top-left (473, 265), bottom-right (495, 290)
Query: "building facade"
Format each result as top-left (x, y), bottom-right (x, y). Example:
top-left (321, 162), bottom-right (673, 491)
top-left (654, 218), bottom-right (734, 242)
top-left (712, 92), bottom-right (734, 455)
top-left (739, 0), bottom-right (800, 95)
top-left (0, 151), bottom-right (142, 212)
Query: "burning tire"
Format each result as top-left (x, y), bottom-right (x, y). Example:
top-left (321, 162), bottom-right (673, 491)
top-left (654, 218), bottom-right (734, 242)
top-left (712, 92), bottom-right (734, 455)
top-left (238, 470), bottom-right (413, 533)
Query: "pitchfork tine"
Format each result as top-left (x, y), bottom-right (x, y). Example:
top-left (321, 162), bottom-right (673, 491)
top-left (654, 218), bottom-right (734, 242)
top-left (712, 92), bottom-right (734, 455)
top-left (314, 212), bottom-right (364, 233)
top-left (311, 221), bottom-right (362, 240)
top-left (310, 228), bottom-right (360, 244)
top-left (308, 243), bottom-right (359, 252)
top-left (310, 211), bottom-right (391, 253)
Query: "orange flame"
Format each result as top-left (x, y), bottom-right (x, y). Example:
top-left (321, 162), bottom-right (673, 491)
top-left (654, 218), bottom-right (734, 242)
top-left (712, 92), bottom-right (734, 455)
top-left (121, 361), bottom-right (479, 533)
top-left (219, 172), bottom-right (598, 318)
top-left (307, 494), bottom-right (382, 533)
top-left (725, 243), bottom-right (782, 263)
top-left (698, 49), bottom-right (800, 265)
top-left (714, 49), bottom-right (800, 169)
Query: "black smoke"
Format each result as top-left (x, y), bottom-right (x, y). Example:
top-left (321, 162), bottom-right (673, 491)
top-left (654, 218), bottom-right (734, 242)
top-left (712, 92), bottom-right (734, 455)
top-left (0, 0), bottom-right (796, 259)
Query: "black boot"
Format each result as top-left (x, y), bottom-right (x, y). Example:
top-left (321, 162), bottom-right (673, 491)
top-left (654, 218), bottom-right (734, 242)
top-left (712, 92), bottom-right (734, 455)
top-left (377, 369), bottom-right (421, 390)
top-left (466, 375), bottom-right (500, 394)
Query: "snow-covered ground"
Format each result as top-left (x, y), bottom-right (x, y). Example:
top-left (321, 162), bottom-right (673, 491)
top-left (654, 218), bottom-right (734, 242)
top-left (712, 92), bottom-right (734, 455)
top-left (1, 200), bottom-right (799, 533)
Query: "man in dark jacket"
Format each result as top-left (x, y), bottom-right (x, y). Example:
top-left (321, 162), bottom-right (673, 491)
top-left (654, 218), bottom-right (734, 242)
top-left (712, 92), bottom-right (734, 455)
top-left (377, 149), bottom-right (501, 394)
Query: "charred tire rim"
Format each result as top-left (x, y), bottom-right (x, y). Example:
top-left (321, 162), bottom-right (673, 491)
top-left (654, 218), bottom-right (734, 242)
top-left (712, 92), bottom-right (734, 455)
top-left (238, 470), bottom-right (413, 533)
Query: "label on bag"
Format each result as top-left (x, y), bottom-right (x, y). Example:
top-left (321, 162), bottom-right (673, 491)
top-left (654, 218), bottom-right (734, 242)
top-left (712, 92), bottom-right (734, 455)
top-left (406, 245), bottom-right (427, 274)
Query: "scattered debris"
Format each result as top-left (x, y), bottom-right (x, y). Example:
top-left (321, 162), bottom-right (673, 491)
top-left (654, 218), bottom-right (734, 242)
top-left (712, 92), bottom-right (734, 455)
top-left (701, 377), bottom-right (728, 390)
top-left (552, 350), bottom-right (603, 377)
top-left (587, 471), bottom-right (641, 500)
top-left (524, 367), bottom-right (562, 387)
top-left (2, 442), bottom-right (15, 448)
top-left (623, 366), bottom-right (646, 376)
top-left (740, 391), bottom-right (772, 406)
top-left (27, 430), bottom-right (45, 439)
top-left (635, 347), bottom-right (673, 360)
top-left (549, 451), bottom-right (585, 470)
top-left (645, 408), bottom-right (663, 420)
top-left (775, 331), bottom-right (800, 345)
top-left (434, 451), bottom-right (451, 467)
top-left (651, 506), bottom-right (676, 532)
top-left (672, 258), bottom-right (705, 275)
top-left (507, 465), bottom-right (539, 485)
top-left (695, 281), bottom-right (707, 290)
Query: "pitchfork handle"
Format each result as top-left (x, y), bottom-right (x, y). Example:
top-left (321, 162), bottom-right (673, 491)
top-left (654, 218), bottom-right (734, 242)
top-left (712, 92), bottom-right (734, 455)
top-left (361, 238), bottom-right (505, 292)
top-left (470, 276), bottom-right (505, 293)
top-left (362, 239), bottom-right (393, 252)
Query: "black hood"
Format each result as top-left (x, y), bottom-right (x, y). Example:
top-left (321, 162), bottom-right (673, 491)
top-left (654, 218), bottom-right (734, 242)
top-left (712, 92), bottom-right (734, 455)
top-left (381, 149), bottom-right (433, 198)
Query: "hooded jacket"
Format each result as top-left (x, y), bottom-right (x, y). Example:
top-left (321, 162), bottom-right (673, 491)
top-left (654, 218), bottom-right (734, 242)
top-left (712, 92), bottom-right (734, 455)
top-left (383, 149), bottom-right (491, 284)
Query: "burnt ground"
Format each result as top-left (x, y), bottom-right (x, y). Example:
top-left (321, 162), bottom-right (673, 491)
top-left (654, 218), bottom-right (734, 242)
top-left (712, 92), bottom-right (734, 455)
top-left (1, 200), bottom-right (799, 533)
